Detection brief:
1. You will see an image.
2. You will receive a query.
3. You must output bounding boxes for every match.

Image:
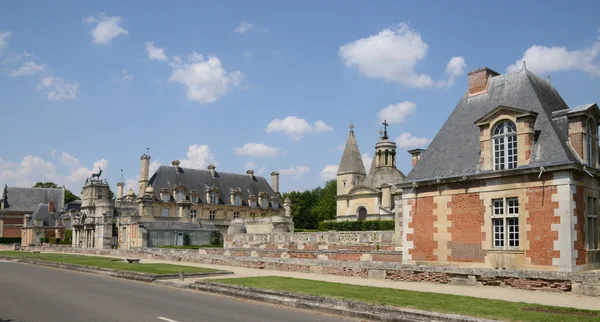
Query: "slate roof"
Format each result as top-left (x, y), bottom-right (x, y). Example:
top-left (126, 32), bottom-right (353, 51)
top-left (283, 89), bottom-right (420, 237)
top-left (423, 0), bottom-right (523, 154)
top-left (139, 221), bottom-right (215, 231)
top-left (148, 166), bottom-right (280, 206)
top-left (408, 68), bottom-right (580, 181)
top-left (64, 200), bottom-right (82, 212)
top-left (1, 187), bottom-right (64, 212)
top-left (338, 128), bottom-right (366, 175)
top-left (27, 204), bottom-right (62, 227)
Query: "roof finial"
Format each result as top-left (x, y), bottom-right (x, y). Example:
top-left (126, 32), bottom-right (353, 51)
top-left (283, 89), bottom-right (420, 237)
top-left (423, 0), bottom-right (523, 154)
top-left (382, 119), bottom-right (389, 140)
top-left (379, 128), bottom-right (383, 138)
top-left (547, 75), bottom-right (551, 84)
top-left (523, 61), bottom-right (527, 70)
top-left (119, 169), bottom-right (124, 183)
top-left (349, 122), bottom-right (354, 132)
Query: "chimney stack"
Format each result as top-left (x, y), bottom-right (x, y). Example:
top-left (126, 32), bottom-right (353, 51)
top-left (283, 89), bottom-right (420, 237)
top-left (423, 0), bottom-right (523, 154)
top-left (408, 149), bottom-right (426, 167)
top-left (172, 160), bottom-right (181, 173)
top-left (246, 169), bottom-right (255, 180)
top-left (468, 67), bottom-right (499, 96)
top-left (270, 171), bottom-right (280, 193)
top-left (116, 182), bottom-right (124, 201)
top-left (23, 214), bottom-right (30, 227)
top-left (48, 201), bottom-right (55, 213)
top-left (207, 164), bottom-right (216, 177)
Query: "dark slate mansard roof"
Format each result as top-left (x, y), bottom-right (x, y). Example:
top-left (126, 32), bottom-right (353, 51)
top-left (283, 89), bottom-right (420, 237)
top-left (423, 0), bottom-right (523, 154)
top-left (140, 221), bottom-right (217, 231)
top-left (148, 166), bottom-right (281, 206)
top-left (27, 204), bottom-right (62, 227)
top-left (408, 68), bottom-right (580, 181)
top-left (1, 187), bottom-right (64, 212)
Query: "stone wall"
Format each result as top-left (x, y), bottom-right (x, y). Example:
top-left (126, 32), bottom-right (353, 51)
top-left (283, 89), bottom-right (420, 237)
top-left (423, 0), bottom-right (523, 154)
top-left (224, 230), bottom-right (397, 251)
top-left (29, 245), bottom-right (600, 297)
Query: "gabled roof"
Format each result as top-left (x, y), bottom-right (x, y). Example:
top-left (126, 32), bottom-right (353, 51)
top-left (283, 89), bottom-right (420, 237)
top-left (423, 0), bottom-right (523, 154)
top-left (408, 68), bottom-right (579, 181)
top-left (1, 187), bottom-right (64, 212)
top-left (338, 128), bottom-right (366, 175)
top-left (474, 105), bottom-right (538, 126)
top-left (148, 166), bottom-right (280, 206)
top-left (27, 204), bottom-right (62, 227)
top-left (552, 103), bottom-right (600, 119)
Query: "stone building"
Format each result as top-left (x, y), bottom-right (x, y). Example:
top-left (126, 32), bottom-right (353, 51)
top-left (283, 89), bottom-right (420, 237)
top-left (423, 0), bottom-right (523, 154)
top-left (21, 202), bottom-right (67, 245)
top-left (137, 154), bottom-right (292, 234)
top-left (0, 185), bottom-right (64, 238)
top-left (400, 64), bottom-right (600, 272)
top-left (336, 123), bottom-right (407, 222)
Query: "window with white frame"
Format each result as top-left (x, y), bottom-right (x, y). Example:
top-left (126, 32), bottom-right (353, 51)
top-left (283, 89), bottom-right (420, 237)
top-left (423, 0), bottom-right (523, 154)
top-left (492, 197), bottom-right (520, 249)
top-left (261, 198), bottom-right (269, 209)
top-left (210, 192), bottom-right (218, 204)
top-left (233, 212), bottom-right (239, 219)
top-left (191, 210), bottom-right (197, 220)
top-left (272, 201), bottom-right (278, 210)
top-left (177, 190), bottom-right (184, 201)
top-left (164, 232), bottom-right (171, 245)
top-left (587, 120), bottom-right (594, 167)
top-left (191, 195), bottom-right (198, 203)
top-left (587, 197), bottom-right (598, 250)
top-left (251, 199), bottom-right (257, 207)
top-left (209, 210), bottom-right (216, 220)
top-left (162, 193), bottom-right (170, 202)
top-left (150, 232), bottom-right (157, 245)
top-left (493, 120), bottom-right (517, 170)
top-left (161, 208), bottom-right (169, 217)
top-left (234, 195), bottom-right (241, 206)
top-left (190, 233), bottom-right (196, 245)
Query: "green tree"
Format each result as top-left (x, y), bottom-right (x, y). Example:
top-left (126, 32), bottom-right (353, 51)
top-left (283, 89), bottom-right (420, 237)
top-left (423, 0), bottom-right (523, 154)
top-left (108, 186), bottom-right (115, 200)
top-left (282, 180), bottom-right (337, 229)
top-left (33, 182), bottom-right (81, 204)
top-left (311, 179), bottom-right (337, 223)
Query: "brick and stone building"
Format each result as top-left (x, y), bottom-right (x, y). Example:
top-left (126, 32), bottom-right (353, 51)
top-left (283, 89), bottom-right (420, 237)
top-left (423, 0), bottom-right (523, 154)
top-left (21, 202), bottom-right (67, 245)
top-left (0, 185), bottom-right (64, 238)
top-left (399, 64), bottom-right (600, 272)
top-left (336, 123), bottom-right (407, 222)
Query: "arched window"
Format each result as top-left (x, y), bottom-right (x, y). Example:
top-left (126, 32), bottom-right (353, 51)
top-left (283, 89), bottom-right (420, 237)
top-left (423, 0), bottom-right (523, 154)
top-left (586, 119), bottom-right (594, 167)
top-left (493, 120), bottom-right (517, 170)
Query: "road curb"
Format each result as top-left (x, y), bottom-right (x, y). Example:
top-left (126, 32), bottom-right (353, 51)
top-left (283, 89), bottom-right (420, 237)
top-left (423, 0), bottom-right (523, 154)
top-left (15, 258), bottom-right (233, 282)
top-left (191, 281), bottom-right (497, 322)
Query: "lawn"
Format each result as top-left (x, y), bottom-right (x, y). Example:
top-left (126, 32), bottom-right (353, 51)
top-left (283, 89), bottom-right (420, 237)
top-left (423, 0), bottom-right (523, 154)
top-left (212, 276), bottom-right (600, 322)
top-left (0, 251), bottom-right (220, 275)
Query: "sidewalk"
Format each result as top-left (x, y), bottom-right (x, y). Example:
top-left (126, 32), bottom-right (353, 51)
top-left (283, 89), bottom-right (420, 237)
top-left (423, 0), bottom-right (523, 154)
top-left (50, 251), bottom-right (600, 311)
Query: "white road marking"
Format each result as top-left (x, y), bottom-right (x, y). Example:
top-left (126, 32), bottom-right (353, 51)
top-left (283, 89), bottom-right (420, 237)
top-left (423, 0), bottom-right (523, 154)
top-left (157, 317), bottom-right (179, 322)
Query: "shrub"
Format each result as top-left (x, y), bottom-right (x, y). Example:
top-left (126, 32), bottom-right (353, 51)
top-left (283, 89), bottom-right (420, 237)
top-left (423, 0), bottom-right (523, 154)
top-left (210, 231), bottom-right (222, 246)
top-left (0, 237), bottom-right (21, 244)
top-left (294, 228), bottom-right (319, 233)
top-left (317, 220), bottom-right (395, 231)
top-left (183, 234), bottom-right (191, 246)
top-left (48, 238), bottom-right (61, 244)
top-left (60, 239), bottom-right (72, 245)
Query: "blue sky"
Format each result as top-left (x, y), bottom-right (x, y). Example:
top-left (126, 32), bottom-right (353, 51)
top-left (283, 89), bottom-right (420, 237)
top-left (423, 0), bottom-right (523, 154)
top-left (1, 1), bottom-right (600, 194)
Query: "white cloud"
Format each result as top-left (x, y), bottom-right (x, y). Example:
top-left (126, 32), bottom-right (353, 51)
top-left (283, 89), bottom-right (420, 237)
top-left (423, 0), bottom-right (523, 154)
top-left (320, 164), bottom-right (338, 181)
top-left (179, 144), bottom-right (217, 169)
top-left (395, 132), bottom-right (431, 148)
top-left (339, 23), bottom-right (466, 88)
top-left (243, 51), bottom-right (253, 58)
top-left (243, 161), bottom-right (266, 175)
top-left (362, 153), bottom-right (373, 170)
top-left (49, 148), bottom-right (57, 158)
top-left (265, 116), bottom-right (333, 140)
top-left (144, 42), bottom-right (167, 61)
top-left (278, 165), bottom-right (310, 179)
top-left (313, 120), bottom-right (334, 133)
top-left (169, 52), bottom-right (244, 104)
top-left (507, 39), bottom-right (600, 76)
top-left (10, 61), bottom-right (46, 77)
top-left (36, 75), bottom-right (79, 101)
top-left (234, 21), bottom-right (254, 34)
top-left (0, 31), bottom-right (11, 52)
top-left (438, 56), bottom-right (467, 88)
top-left (0, 152), bottom-right (108, 191)
top-left (124, 178), bottom-right (138, 192)
top-left (377, 101), bottom-right (416, 124)
top-left (234, 143), bottom-right (279, 157)
top-left (84, 14), bottom-right (128, 45)
top-left (121, 69), bottom-right (133, 82)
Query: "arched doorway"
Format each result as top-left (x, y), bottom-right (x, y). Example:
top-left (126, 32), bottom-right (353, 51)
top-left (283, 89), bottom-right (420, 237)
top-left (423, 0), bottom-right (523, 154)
top-left (357, 207), bottom-right (367, 221)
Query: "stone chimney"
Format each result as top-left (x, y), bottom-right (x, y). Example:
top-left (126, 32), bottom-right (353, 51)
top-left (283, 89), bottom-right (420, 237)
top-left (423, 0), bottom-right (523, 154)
top-left (48, 201), bottom-right (55, 213)
top-left (207, 164), bottom-right (216, 177)
top-left (270, 171), bottom-right (280, 193)
top-left (408, 149), bottom-right (426, 167)
top-left (172, 160), bottom-right (181, 173)
top-left (23, 214), bottom-right (30, 227)
top-left (468, 67), bottom-right (499, 96)
top-left (116, 182), bottom-right (124, 201)
top-left (246, 169), bottom-right (255, 180)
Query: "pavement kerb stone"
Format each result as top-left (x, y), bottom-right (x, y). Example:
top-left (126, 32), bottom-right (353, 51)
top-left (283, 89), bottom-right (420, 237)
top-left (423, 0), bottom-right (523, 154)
top-left (191, 281), bottom-right (498, 322)
top-left (14, 258), bottom-right (233, 282)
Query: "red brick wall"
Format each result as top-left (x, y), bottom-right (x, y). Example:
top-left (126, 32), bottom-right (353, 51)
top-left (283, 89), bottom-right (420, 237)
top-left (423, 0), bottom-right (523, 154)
top-left (448, 193), bottom-right (486, 262)
top-left (573, 186), bottom-right (586, 265)
top-left (407, 197), bottom-right (437, 261)
top-left (3, 228), bottom-right (21, 238)
top-left (3, 217), bottom-right (23, 225)
top-left (525, 186), bottom-right (560, 266)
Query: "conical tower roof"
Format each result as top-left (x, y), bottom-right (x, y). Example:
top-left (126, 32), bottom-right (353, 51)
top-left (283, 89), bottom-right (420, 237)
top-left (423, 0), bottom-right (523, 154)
top-left (338, 124), bottom-right (366, 175)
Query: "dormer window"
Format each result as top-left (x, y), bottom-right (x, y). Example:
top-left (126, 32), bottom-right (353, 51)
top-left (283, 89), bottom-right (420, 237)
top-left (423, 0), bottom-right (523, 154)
top-left (191, 195), bottom-right (198, 203)
top-left (210, 192), bottom-right (218, 204)
top-left (261, 198), bottom-right (268, 209)
top-left (234, 195), bottom-right (241, 206)
top-left (493, 120), bottom-right (517, 170)
top-left (177, 191), bottom-right (184, 202)
top-left (162, 194), bottom-right (169, 202)
top-left (587, 119), bottom-right (594, 167)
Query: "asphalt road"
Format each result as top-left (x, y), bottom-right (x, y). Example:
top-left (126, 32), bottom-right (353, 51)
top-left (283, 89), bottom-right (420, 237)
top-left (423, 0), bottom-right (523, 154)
top-left (0, 261), bottom-right (355, 322)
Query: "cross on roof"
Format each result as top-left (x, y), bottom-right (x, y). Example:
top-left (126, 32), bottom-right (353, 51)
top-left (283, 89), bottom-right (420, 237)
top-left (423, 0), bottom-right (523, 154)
top-left (382, 120), bottom-right (389, 139)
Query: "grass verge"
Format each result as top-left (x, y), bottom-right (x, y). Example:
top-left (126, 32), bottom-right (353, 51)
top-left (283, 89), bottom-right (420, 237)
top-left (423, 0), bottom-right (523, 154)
top-left (0, 251), bottom-right (219, 275)
top-left (211, 276), bottom-right (600, 322)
